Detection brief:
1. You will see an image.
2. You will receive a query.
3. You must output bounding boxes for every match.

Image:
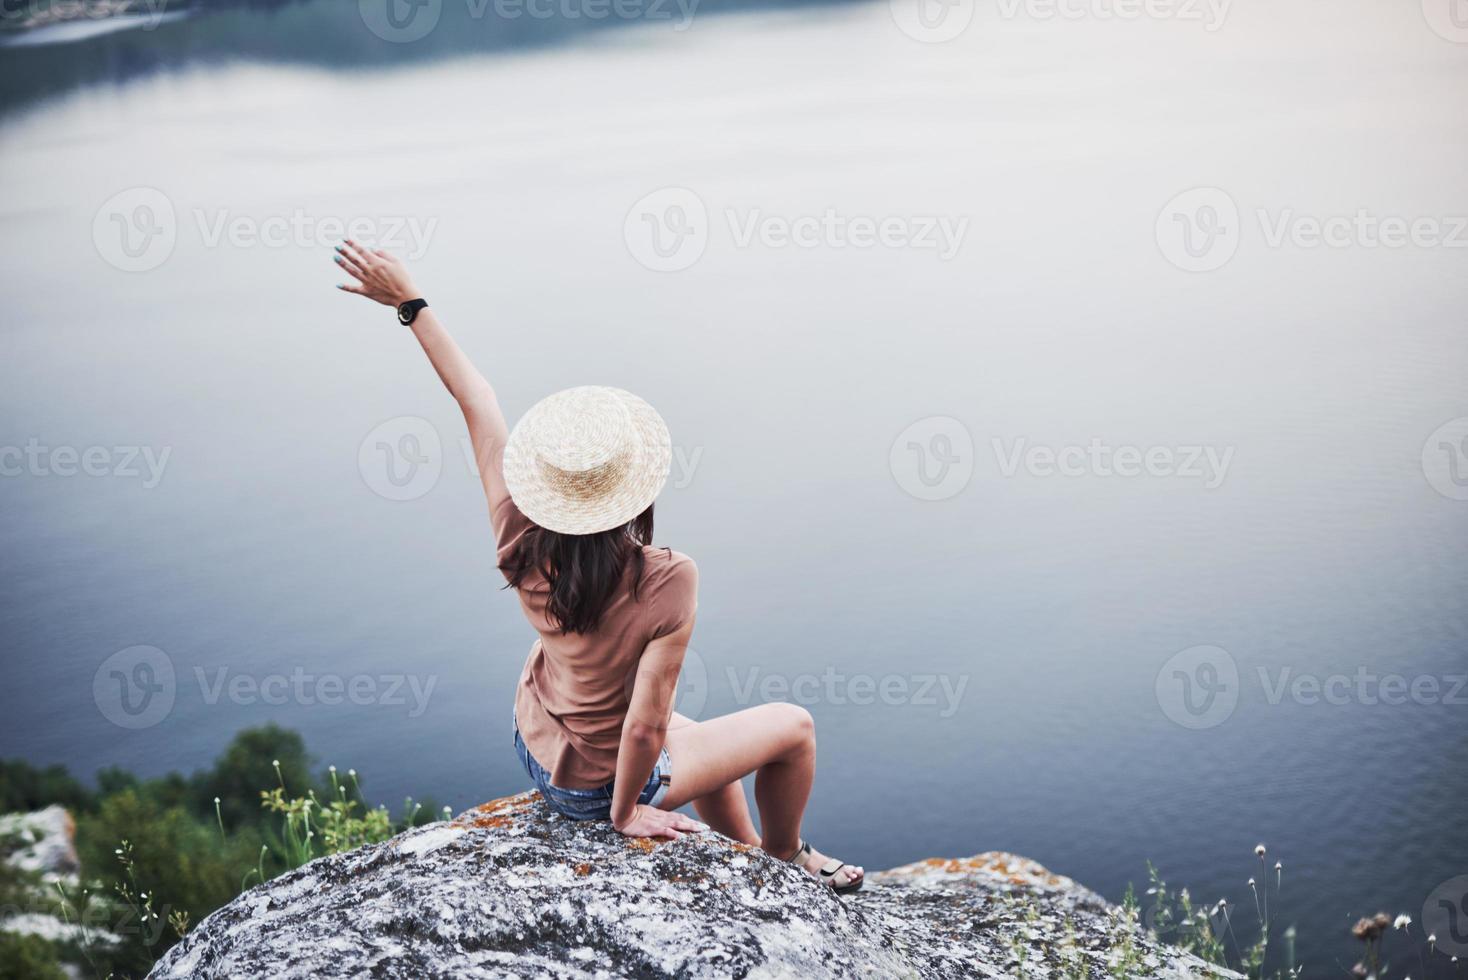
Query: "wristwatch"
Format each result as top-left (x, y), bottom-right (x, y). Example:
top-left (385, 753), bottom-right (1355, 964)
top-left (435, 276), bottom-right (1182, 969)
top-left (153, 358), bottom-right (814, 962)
top-left (397, 298), bottom-right (429, 325)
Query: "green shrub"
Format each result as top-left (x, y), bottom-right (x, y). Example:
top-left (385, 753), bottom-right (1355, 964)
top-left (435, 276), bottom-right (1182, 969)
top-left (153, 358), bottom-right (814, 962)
top-left (0, 760), bottom-right (95, 814)
top-left (0, 932), bottom-right (67, 980)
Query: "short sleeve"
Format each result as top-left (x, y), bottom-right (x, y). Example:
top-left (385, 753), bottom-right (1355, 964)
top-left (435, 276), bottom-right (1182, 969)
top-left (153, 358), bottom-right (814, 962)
top-left (648, 554), bottom-right (698, 640)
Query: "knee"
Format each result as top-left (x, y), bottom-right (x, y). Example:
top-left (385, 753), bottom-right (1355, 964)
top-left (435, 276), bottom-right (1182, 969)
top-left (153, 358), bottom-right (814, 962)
top-left (770, 702), bottom-right (815, 746)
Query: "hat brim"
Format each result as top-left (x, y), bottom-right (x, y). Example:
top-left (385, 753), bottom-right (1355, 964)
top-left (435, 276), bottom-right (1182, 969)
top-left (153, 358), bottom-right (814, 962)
top-left (501, 387), bottom-right (672, 536)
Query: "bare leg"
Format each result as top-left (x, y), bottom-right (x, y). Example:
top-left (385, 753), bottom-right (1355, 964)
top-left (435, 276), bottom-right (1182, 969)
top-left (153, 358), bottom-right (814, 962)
top-left (668, 712), bottom-right (759, 845)
top-left (661, 704), bottom-right (862, 886)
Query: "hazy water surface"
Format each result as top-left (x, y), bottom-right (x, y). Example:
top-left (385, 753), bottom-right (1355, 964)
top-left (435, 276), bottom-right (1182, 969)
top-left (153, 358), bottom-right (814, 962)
top-left (2, 0), bottom-right (1467, 971)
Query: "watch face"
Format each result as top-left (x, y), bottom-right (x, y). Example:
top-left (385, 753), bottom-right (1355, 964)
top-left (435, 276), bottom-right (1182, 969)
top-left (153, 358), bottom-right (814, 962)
top-left (398, 304), bottom-right (411, 323)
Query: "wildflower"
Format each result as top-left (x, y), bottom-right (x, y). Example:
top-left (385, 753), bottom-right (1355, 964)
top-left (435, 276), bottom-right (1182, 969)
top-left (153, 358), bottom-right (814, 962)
top-left (1394, 914), bottom-right (1412, 931)
top-left (1248, 878), bottom-right (1256, 887)
top-left (214, 796), bottom-right (221, 804)
top-left (1354, 917), bottom-right (1386, 941)
top-left (1427, 933), bottom-right (1436, 945)
top-left (1255, 844), bottom-right (1267, 858)
top-left (272, 759), bottom-right (280, 767)
top-left (1351, 965), bottom-right (1368, 978)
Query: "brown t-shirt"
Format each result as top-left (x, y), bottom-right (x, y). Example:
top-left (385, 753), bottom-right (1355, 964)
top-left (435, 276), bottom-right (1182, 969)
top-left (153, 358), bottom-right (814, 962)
top-left (481, 401), bottom-right (698, 790)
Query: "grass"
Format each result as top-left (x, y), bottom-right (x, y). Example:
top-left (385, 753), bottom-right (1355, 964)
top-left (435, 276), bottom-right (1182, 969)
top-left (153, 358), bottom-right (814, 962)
top-left (0, 726), bottom-right (444, 978)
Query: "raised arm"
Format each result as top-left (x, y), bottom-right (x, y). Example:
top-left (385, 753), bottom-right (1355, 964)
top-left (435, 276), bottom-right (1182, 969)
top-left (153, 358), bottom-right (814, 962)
top-left (334, 240), bottom-right (512, 519)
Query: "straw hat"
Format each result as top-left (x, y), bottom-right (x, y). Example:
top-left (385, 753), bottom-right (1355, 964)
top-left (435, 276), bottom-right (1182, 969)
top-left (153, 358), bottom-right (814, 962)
top-left (502, 386), bottom-right (672, 535)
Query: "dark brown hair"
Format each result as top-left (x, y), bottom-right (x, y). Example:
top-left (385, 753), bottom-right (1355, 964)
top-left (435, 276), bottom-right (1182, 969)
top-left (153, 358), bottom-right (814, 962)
top-left (500, 505), bottom-right (655, 634)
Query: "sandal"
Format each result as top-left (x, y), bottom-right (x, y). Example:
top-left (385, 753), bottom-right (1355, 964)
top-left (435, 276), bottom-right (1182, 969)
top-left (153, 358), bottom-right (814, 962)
top-left (783, 839), bottom-right (864, 895)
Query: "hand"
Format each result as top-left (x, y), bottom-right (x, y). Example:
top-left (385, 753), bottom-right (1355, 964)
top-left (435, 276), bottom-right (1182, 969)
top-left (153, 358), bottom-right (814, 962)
top-left (334, 239), bottom-right (420, 309)
top-left (611, 804), bottom-right (708, 841)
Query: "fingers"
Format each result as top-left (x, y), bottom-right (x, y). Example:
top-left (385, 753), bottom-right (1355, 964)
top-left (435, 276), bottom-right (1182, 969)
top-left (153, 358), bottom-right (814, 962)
top-left (659, 827), bottom-right (683, 841)
top-left (341, 239), bottom-right (376, 267)
top-left (336, 283), bottom-right (367, 296)
top-left (673, 814), bottom-right (706, 833)
top-left (334, 249), bottom-right (368, 282)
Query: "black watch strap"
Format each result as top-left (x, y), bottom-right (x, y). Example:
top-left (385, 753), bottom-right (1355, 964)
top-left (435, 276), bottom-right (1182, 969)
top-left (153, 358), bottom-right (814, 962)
top-left (397, 298), bottom-right (429, 325)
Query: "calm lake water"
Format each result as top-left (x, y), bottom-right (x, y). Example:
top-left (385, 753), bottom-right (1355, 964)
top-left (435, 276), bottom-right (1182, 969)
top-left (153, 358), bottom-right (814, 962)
top-left (2, 0), bottom-right (1467, 972)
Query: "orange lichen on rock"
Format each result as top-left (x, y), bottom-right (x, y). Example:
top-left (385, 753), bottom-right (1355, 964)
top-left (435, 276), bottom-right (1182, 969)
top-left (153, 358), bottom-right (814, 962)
top-left (626, 838), bottom-right (659, 854)
top-left (574, 863), bottom-right (592, 876)
top-left (456, 792), bottom-right (541, 827)
top-left (466, 815), bottom-right (514, 830)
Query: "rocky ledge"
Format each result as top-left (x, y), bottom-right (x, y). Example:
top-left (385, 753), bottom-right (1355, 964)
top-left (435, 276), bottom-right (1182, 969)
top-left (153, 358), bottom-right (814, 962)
top-left (148, 791), bottom-right (1238, 979)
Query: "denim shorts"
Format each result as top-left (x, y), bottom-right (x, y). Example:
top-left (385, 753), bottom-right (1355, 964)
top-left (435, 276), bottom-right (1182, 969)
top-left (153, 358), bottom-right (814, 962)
top-left (513, 720), bottom-right (672, 821)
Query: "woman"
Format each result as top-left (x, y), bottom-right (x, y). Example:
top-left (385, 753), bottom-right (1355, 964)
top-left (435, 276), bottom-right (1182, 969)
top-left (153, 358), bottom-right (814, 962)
top-left (334, 241), bottom-right (863, 894)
